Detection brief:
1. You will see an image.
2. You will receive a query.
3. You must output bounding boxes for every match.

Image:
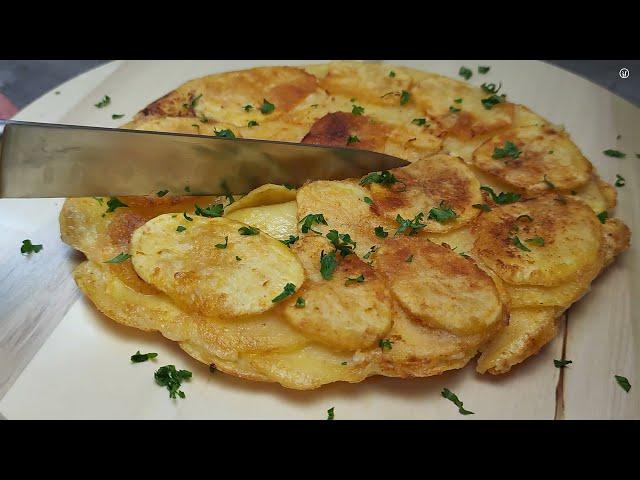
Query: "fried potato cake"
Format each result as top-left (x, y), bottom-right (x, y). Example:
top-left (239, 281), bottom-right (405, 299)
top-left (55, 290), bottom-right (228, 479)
top-left (60, 61), bottom-right (630, 389)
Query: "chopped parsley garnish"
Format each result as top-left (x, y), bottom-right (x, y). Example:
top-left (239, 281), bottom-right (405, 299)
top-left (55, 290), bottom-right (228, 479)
top-left (184, 185), bottom-right (191, 193)
top-left (215, 236), bottom-right (228, 249)
top-left (238, 226), bottom-right (260, 235)
top-left (543, 175), bottom-right (555, 189)
top-left (194, 203), bottom-right (224, 218)
top-left (526, 236), bottom-right (545, 247)
top-left (183, 212), bottom-right (193, 221)
top-left (481, 94), bottom-right (506, 110)
top-left (260, 98), bottom-right (275, 114)
top-left (93, 197), bottom-right (104, 205)
top-left (214, 128), bottom-right (235, 138)
top-left (362, 245), bottom-right (377, 260)
top-left (389, 70), bottom-right (396, 78)
top-left (597, 211), bottom-right (608, 224)
top-left (176, 225), bottom-right (186, 233)
top-left (615, 375), bottom-right (631, 393)
top-left (359, 170), bottom-right (404, 190)
top-left (281, 235), bottom-right (299, 247)
top-left (400, 90), bottom-right (411, 105)
top-left (283, 183), bottom-right (296, 190)
top-left (459, 252), bottom-right (471, 259)
top-left (510, 235), bottom-right (531, 252)
top-left (295, 297), bottom-right (306, 308)
top-left (327, 407), bottom-right (335, 420)
top-left (345, 274), bottom-right (365, 286)
top-left (615, 174), bottom-right (625, 187)
top-left (184, 94), bottom-right (202, 110)
top-left (481, 82), bottom-right (501, 94)
top-left (458, 66), bottom-right (472, 81)
top-left (20, 239), bottom-right (43, 255)
top-left (363, 196), bottom-right (373, 205)
top-left (406, 254), bottom-right (414, 263)
top-left (379, 338), bottom-right (393, 351)
top-left (94, 95), bottom-right (111, 108)
top-left (603, 149), bottom-right (625, 158)
top-left (374, 226), bottom-right (389, 238)
top-left (454, 98), bottom-right (463, 104)
top-left (492, 141), bottom-right (521, 160)
top-left (154, 365), bottom-right (192, 399)
top-left (449, 106), bottom-right (461, 113)
top-left (220, 180), bottom-right (234, 205)
top-left (326, 230), bottom-right (356, 256)
top-left (236, 256), bottom-right (241, 261)
top-left (243, 104), bottom-right (253, 112)
top-left (104, 252), bottom-right (131, 263)
top-left (554, 359), bottom-right (572, 368)
top-left (441, 388), bottom-right (474, 415)
top-left (106, 196), bottom-right (128, 213)
top-left (156, 189), bottom-right (169, 197)
top-left (320, 250), bottom-right (338, 280)
top-left (347, 134), bottom-right (360, 145)
top-left (478, 66), bottom-right (490, 74)
top-left (299, 213), bottom-right (327, 234)
top-left (112, 114), bottom-right (124, 119)
top-left (131, 351), bottom-right (158, 363)
top-left (247, 120), bottom-right (259, 127)
top-left (427, 201), bottom-right (458, 224)
top-left (352, 104), bottom-right (365, 115)
top-left (412, 118), bottom-right (427, 126)
top-left (395, 212), bottom-right (426, 236)
top-left (480, 186), bottom-right (521, 205)
top-left (272, 283), bottom-right (296, 303)
top-left (473, 203), bottom-right (492, 212)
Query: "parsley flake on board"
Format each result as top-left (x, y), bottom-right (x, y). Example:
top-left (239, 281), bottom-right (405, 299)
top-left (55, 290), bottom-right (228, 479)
top-left (352, 104), bottom-right (365, 115)
top-left (194, 203), bottom-right (224, 218)
top-left (272, 283), bottom-right (296, 303)
top-left (154, 365), bottom-right (192, 399)
top-left (320, 250), bottom-right (338, 280)
top-left (238, 226), bottom-right (260, 235)
top-left (104, 252), bottom-right (131, 263)
top-left (345, 274), bottom-right (365, 286)
top-left (427, 201), bottom-right (458, 224)
top-left (615, 375), bottom-right (631, 393)
top-left (441, 388), bottom-right (474, 415)
top-left (20, 239), bottom-right (43, 255)
top-left (554, 359), bottom-right (572, 368)
top-left (260, 98), bottom-right (275, 114)
top-left (458, 66), bottom-right (473, 81)
top-left (379, 339), bottom-right (393, 351)
top-left (326, 230), bottom-right (356, 256)
top-left (112, 114), bottom-right (124, 119)
top-left (597, 211), bottom-right (608, 224)
top-left (395, 212), bottom-right (426, 236)
top-left (94, 95), bottom-right (111, 108)
top-left (347, 135), bottom-right (360, 145)
top-left (281, 235), bottom-right (299, 247)
top-left (156, 189), bottom-right (169, 197)
top-left (299, 213), bottom-right (327, 234)
top-left (327, 407), bottom-right (335, 420)
top-left (131, 351), bottom-right (158, 363)
top-left (374, 226), bottom-right (389, 238)
top-left (176, 225), bottom-right (186, 233)
top-left (492, 140), bottom-right (521, 159)
top-left (615, 174), bottom-right (626, 187)
top-left (478, 66), bottom-right (491, 74)
top-left (106, 197), bottom-right (128, 213)
top-left (400, 90), bottom-right (411, 105)
top-left (215, 236), bottom-right (228, 249)
top-left (480, 186), bottom-right (521, 205)
top-left (295, 297), bottom-right (306, 308)
top-left (603, 149), bottom-right (625, 158)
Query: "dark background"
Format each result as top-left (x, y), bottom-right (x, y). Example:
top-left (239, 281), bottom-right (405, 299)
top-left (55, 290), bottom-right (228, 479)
top-left (0, 60), bottom-right (638, 111)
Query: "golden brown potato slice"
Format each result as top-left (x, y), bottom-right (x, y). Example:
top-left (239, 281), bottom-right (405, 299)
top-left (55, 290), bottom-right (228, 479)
top-left (282, 236), bottom-right (393, 350)
top-left (472, 125), bottom-right (592, 193)
top-left (601, 218), bottom-right (631, 267)
top-left (375, 236), bottom-right (505, 335)
top-left (130, 215), bottom-right (304, 318)
top-left (572, 174), bottom-right (617, 213)
top-left (224, 183), bottom-right (297, 215)
top-left (473, 195), bottom-right (602, 286)
top-left (368, 154), bottom-right (482, 233)
top-left (477, 307), bottom-right (560, 374)
top-left (226, 201), bottom-right (298, 241)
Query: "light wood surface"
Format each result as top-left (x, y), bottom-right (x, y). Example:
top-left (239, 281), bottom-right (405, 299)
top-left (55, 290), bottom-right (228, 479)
top-left (0, 60), bottom-right (637, 419)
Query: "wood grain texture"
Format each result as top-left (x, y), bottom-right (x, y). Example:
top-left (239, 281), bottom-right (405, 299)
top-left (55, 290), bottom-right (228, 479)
top-left (0, 60), bottom-right (637, 418)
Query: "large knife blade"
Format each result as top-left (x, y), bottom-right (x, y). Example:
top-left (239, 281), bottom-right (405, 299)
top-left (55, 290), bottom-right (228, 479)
top-left (0, 120), bottom-right (409, 198)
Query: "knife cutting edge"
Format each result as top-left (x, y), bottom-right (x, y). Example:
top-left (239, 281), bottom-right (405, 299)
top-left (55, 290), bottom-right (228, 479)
top-left (0, 120), bottom-right (409, 198)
